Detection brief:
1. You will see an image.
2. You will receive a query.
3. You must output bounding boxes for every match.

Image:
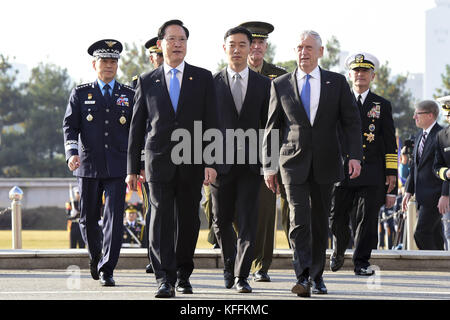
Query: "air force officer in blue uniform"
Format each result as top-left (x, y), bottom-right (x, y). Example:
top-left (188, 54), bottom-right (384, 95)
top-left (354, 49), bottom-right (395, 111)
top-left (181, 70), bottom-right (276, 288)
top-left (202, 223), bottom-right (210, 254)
top-left (63, 39), bottom-right (135, 286)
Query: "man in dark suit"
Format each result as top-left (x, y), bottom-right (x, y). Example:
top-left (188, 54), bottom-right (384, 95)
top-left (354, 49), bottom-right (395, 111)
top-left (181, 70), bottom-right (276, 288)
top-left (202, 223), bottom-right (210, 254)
top-left (210, 26), bottom-right (271, 293)
top-left (63, 39), bottom-right (134, 287)
top-left (403, 100), bottom-right (447, 250)
top-left (330, 53), bottom-right (398, 277)
top-left (126, 20), bottom-right (217, 298)
top-left (263, 30), bottom-right (362, 297)
top-left (239, 21), bottom-right (289, 283)
top-left (131, 36), bottom-right (164, 275)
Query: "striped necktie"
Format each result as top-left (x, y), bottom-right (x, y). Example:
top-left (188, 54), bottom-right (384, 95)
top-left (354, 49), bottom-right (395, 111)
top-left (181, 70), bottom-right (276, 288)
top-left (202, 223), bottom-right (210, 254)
top-left (418, 131), bottom-right (428, 158)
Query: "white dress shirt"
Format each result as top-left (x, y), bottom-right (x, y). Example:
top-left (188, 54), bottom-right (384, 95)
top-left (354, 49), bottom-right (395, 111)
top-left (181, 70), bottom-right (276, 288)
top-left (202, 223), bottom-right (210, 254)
top-left (226, 66), bottom-right (249, 100)
top-left (297, 66), bottom-right (321, 125)
top-left (163, 61), bottom-right (185, 90)
top-left (354, 88), bottom-right (370, 105)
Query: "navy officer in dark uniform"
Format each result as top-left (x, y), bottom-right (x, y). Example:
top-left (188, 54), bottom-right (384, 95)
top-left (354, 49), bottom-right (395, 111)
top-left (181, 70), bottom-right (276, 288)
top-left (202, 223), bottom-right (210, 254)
top-left (330, 52), bottom-right (397, 279)
top-left (63, 39), bottom-right (135, 286)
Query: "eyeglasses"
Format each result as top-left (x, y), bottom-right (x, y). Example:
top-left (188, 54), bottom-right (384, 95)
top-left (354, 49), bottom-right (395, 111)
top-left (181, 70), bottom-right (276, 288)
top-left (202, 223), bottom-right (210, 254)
top-left (413, 111), bottom-right (431, 116)
top-left (164, 36), bottom-right (187, 44)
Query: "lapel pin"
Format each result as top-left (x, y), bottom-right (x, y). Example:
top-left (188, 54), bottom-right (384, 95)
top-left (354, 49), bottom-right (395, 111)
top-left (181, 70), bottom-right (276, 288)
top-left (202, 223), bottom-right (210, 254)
top-left (326, 81), bottom-right (331, 84)
top-left (189, 77), bottom-right (193, 80)
top-left (156, 79), bottom-right (161, 83)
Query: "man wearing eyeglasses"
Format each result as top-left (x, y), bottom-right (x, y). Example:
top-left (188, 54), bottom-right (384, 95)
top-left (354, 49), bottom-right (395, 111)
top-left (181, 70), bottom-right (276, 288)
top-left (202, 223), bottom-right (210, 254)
top-left (402, 100), bottom-right (447, 250)
top-left (126, 19), bottom-right (218, 298)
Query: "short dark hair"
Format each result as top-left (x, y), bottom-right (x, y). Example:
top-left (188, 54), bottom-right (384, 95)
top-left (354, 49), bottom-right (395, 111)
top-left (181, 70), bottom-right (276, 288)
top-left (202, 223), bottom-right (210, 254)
top-left (158, 19), bottom-right (189, 40)
top-left (224, 26), bottom-right (253, 43)
top-left (416, 100), bottom-right (440, 119)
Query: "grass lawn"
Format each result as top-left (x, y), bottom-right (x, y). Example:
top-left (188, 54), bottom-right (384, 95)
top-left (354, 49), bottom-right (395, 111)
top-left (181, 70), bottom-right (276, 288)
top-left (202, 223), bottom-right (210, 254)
top-left (0, 230), bottom-right (290, 250)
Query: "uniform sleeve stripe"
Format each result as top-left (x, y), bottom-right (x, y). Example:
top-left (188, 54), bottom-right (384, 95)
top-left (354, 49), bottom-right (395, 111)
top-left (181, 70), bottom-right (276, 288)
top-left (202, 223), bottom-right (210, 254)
top-left (65, 144), bottom-right (78, 151)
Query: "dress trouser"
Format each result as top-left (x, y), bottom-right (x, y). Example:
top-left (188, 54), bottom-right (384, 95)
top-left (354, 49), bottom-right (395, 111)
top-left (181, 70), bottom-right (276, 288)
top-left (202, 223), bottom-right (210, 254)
top-left (330, 185), bottom-right (384, 270)
top-left (78, 177), bottom-right (126, 275)
top-left (414, 204), bottom-right (445, 250)
top-left (284, 172), bottom-right (333, 281)
top-left (148, 169), bottom-right (203, 286)
top-left (211, 165), bottom-right (262, 278)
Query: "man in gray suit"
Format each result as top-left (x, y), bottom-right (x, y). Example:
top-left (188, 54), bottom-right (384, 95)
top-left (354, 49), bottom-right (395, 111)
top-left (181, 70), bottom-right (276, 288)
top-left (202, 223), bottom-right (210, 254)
top-left (263, 30), bottom-right (362, 297)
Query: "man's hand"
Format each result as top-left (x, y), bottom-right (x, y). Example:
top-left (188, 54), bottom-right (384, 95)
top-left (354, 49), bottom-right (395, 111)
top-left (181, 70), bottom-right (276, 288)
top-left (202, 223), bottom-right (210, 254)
top-left (264, 174), bottom-right (280, 194)
top-left (437, 195), bottom-right (449, 215)
top-left (446, 170), bottom-right (450, 180)
top-left (402, 192), bottom-right (412, 212)
top-left (204, 167), bottom-right (217, 185)
top-left (68, 155), bottom-right (80, 171)
top-left (139, 169), bottom-right (146, 183)
top-left (385, 195), bottom-right (396, 209)
top-left (348, 159), bottom-right (361, 179)
top-left (126, 174), bottom-right (138, 191)
top-left (386, 175), bottom-right (397, 194)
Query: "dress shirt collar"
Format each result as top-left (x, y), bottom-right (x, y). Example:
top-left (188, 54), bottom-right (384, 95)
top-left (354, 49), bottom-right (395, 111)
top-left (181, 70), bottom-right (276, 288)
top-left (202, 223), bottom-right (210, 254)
top-left (97, 78), bottom-right (115, 93)
top-left (226, 65), bottom-right (249, 81)
top-left (297, 65), bottom-right (320, 81)
top-left (164, 61), bottom-right (185, 76)
top-left (423, 121), bottom-right (437, 135)
top-left (353, 88), bottom-right (370, 104)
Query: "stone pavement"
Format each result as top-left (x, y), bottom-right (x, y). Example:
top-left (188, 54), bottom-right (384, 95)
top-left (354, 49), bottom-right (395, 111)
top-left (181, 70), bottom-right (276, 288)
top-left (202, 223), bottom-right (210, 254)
top-left (0, 268), bottom-right (449, 300)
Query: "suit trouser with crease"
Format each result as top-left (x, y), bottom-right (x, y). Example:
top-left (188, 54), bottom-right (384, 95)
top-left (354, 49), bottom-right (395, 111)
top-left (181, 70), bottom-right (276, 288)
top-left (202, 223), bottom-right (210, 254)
top-left (284, 170), bottom-right (333, 281)
top-left (148, 169), bottom-right (203, 286)
top-left (78, 177), bottom-right (126, 276)
top-left (414, 205), bottom-right (445, 250)
top-left (211, 165), bottom-right (262, 278)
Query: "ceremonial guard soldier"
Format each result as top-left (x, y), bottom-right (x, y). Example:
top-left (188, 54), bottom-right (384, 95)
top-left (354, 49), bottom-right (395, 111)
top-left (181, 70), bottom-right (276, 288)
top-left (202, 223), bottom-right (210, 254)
top-left (433, 95), bottom-right (450, 250)
top-left (65, 186), bottom-right (85, 249)
top-left (330, 53), bottom-right (397, 277)
top-left (239, 21), bottom-right (288, 283)
top-left (63, 39), bottom-right (134, 286)
top-left (122, 205), bottom-right (144, 247)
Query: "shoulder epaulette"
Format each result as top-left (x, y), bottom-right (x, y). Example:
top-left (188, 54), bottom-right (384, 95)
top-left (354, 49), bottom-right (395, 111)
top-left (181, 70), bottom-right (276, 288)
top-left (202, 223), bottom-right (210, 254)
top-left (75, 82), bottom-right (94, 90)
top-left (121, 83), bottom-right (135, 91)
top-left (274, 64), bottom-right (287, 71)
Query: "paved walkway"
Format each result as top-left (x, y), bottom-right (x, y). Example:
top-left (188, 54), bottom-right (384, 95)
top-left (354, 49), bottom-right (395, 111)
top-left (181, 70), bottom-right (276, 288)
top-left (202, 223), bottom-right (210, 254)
top-left (1, 268), bottom-right (449, 300)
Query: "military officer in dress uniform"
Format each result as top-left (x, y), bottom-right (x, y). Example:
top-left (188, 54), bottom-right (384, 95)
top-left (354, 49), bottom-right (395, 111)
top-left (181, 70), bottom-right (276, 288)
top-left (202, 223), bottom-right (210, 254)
top-left (65, 186), bottom-right (85, 249)
top-left (433, 95), bottom-right (450, 250)
top-left (238, 21), bottom-right (288, 283)
top-left (63, 39), bottom-right (135, 287)
top-left (330, 53), bottom-right (398, 277)
top-left (122, 205), bottom-right (144, 247)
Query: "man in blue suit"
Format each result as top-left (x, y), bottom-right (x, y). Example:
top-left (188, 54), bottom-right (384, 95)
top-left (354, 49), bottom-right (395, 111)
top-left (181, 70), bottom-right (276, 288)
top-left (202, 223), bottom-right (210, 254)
top-left (126, 20), bottom-right (218, 298)
top-left (63, 39), bottom-right (135, 286)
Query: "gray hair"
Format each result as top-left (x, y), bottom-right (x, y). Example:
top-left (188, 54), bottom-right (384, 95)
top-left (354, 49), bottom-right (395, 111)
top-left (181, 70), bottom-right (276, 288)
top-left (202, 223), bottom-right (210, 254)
top-left (299, 30), bottom-right (322, 47)
top-left (416, 100), bottom-right (440, 119)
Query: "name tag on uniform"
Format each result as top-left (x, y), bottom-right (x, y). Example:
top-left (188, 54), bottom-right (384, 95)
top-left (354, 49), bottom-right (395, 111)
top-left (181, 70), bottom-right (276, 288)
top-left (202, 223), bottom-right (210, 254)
top-left (84, 101), bottom-right (96, 104)
top-left (444, 147), bottom-right (450, 152)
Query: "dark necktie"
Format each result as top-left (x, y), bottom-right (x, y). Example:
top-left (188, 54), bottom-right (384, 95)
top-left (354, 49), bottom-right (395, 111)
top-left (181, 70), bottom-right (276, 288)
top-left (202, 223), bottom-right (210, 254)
top-left (103, 83), bottom-right (111, 104)
top-left (418, 131), bottom-right (428, 158)
top-left (300, 74), bottom-right (311, 120)
top-left (357, 94), bottom-right (363, 108)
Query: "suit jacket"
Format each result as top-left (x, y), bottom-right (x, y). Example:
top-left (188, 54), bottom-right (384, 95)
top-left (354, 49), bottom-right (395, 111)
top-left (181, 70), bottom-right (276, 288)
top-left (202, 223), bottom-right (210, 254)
top-left (63, 80), bottom-right (134, 178)
top-left (339, 90), bottom-right (398, 195)
top-left (405, 123), bottom-right (448, 207)
top-left (263, 67), bottom-right (363, 185)
top-left (213, 68), bottom-right (271, 175)
top-left (127, 62), bottom-right (217, 183)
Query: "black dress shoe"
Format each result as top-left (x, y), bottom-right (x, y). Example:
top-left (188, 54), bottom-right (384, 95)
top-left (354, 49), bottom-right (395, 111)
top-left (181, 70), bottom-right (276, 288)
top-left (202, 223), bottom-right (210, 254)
top-left (145, 264), bottom-right (154, 274)
top-left (355, 267), bottom-right (375, 276)
top-left (291, 276), bottom-right (311, 297)
top-left (253, 271), bottom-right (271, 282)
top-left (235, 278), bottom-right (252, 293)
top-left (155, 282), bottom-right (175, 298)
top-left (330, 252), bottom-right (345, 272)
top-left (176, 279), bottom-right (193, 294)
top-left (99, 271), bottom-right (115, 287)
top-left (224, 269), bottom-right (235, 289)
top-left (89, 255), bottom-right (101, 280)
top-left (311, 276), bottom-right (328, 294)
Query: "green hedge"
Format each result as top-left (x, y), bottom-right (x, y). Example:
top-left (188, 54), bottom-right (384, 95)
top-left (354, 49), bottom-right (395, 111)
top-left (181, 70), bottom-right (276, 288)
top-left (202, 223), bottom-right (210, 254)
top-left (0, 206), bottom-right (67, 230)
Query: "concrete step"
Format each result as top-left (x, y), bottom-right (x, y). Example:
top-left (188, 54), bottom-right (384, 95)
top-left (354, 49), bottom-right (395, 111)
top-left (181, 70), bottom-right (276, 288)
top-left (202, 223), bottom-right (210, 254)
top-left (0, 248), bottom-right (449, 271)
